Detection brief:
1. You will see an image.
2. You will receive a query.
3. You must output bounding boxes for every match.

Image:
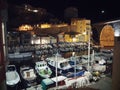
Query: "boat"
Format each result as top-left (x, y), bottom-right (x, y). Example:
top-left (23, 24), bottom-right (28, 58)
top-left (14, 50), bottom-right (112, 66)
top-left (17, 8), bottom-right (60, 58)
top-left (93, 59), bottom-right (106, 72)
top-left (100, 49), bottom-right (113, 57)
top-left (69, 56), bottom-right (82, 64)
top-left (35, 61), bottom-right (52, 78)
top-left (41, 75), bottom-right (67, 90)
top-left (80, 55), bottom-right (91, 64)
top-left (25, 84), bottom-right (42, 90)
top-left (20, 65), bottom-right (37, 87)
top-left (46, 55), bottom-right (85, 78)
top-left (94, 52), bottom-right (107, 60)
top-left (64, 75), bottom-right (90, 88)
top-left (69, 55), bottom-right (87, 71)
top-left (41, 74), bottom-right (91, 90)
top-left (94, 52), bottom-right (113, 64)
top-left (8, 52), bottom-right (33, 62)
top-left (6, 65), bottom-right (20, 86)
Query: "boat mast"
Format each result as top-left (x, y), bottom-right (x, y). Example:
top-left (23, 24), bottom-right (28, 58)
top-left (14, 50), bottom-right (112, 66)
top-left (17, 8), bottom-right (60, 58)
top-left (87, 29), bottom-right (91, 71)
top-left (72, 52), bottom-right (76, 78)
top-left (55, 52), bottom-right (59, 88)
top-left (91, 50), bottom-right (94, 66)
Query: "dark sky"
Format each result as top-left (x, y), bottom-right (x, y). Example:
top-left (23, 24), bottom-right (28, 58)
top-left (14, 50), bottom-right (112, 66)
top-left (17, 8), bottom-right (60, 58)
top-left (7, 0), bottom-right (120, 23)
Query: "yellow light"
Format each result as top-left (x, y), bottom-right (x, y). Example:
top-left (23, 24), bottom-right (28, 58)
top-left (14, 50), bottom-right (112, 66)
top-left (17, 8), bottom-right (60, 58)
top-left (73, 38), bottom-right (77, 42)
top-left (40, 24), bottom-right (51, 28)
top-left (83, 32), bottom-right (86, 35)
top-left (19, 24), bottom-right (33, 31)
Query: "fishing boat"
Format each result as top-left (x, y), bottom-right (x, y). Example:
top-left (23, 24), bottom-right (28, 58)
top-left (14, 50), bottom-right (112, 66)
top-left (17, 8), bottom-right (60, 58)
top-left (46, 55), bottom-right (85, 78)
top-left (35, 61), bottom-right (52, 78)
top-left (20, 65), bottom-right (37, 87)
top-left (6, 65), bottom-right (20, 86)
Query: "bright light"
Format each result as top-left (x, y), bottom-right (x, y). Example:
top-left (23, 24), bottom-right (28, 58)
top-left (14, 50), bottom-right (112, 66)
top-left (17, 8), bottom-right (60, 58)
top-left (41, 24), bottom-right (51, 28)
top-left (113, 23), bottom-right (120, 37)
top-left (114, 29), bottom-right (120, 37)
top-left (101, 10), bottom-right (105, 14)
top-left (27, 8), bottom-right (31, 11)
top-left (2, 23), bottom-right (5, 44)
top-left (33, 10), bottom-right (38, 13)
top-left (73, 38), bottom-right (77, 42)
top-left (19, 24), bottom-right (33, 31)
top-left (31, 37), bottom-right (40, 44)
top-left (72, 52), bottom-right (75, 56)
top-left (83, 32), bottom-right (86, 35)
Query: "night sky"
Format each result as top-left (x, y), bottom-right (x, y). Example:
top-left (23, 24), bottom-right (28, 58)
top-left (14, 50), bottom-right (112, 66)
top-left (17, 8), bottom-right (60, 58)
top-left (7, 0), bottom-right (120, 23)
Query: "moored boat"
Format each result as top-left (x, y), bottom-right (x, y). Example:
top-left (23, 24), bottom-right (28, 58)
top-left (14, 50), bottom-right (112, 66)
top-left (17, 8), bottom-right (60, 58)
top-left (41, 75), bottom-right (67, 90)
top-left (35, 61), bottom-right (52, 78)
top-left (8, 52), bottom-right (33, 62)
top-left (6, 65), bottom-right (20, 86)
top-left (20, 65), bottom-right (37, 87)
top-left (46, 55), bottom-right (85, 78)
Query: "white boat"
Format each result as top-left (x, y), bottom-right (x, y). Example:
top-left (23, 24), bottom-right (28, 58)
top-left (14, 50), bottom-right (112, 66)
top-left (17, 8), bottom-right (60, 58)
top-left (8, 52), bottom-right (33, 62)
top-left (46, 56), bottom-right (85, 78)
top-left (93, 59), bottom-right (106, 72)
top-left (20, 65), bottom-right (37, 86)
top-left (100, 49), bottom-right (113, 57)
top-left (35, 61), bottom-right (52, 78)
top-left (41, 75), bottom-right (67, 90)
top-left (26, 84), bottom-right (42, 90)
top-left (6, 65), bottom-right (20, 86)
top-left (94, 52), bottom-right (113, 64)
top-left (80, 55), bottom-right (91, 64)
top-left (94, 52), bottom-right (107, 60)
top-left (64, 75), bottom-right (90, 88)
top-left (69, 56), bottom-right (82, 65)
top-left (41, 74), bottom-right (91, 90)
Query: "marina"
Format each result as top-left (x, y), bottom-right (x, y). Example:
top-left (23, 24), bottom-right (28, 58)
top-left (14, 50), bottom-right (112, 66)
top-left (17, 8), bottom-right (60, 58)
top-left (6, 47), bottom-right (113, 90)
top-left (0, 1), bottom-right (117, 89)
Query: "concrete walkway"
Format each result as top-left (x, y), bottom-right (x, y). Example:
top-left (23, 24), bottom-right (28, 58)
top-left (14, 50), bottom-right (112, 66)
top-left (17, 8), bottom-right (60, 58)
top-left (88, 77), bottom-right (112, 90)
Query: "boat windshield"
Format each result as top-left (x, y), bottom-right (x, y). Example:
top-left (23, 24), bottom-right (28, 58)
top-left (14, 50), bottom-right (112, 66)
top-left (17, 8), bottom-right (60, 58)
top-left (102, 51), bottom-right (112, 54)
top-left (7, 66), bottom-right (15, 71)
top-left (60, 62), bottom-right (70, 69)
top-left (82, 57), bottom-right (88, 60)
top-left (37, 62), bottom-right (47, 67)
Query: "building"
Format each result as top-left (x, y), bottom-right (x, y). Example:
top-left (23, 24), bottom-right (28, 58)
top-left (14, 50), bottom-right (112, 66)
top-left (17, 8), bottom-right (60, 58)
top-left (69, 18), bottom-right (91, 42)
top-left (7, 18), bottom-right (91, 46)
